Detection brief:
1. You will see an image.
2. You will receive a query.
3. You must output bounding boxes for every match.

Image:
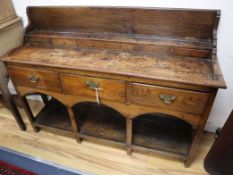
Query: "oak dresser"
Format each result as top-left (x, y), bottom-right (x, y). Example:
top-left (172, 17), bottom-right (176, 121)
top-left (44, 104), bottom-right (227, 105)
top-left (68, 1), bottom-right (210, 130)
top-left (1, 7), bottom-right (226, 167)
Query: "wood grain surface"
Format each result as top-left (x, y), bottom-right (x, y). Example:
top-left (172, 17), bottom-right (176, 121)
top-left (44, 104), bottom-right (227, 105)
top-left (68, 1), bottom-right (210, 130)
top-left (26, 7), bottom-right (217, 40)
top-left (2, 46), bottom-right (226, 88)
top-left (7, 66), bottom-right (62, 92)
top-left (16, 86), bottom-right (201, 127)
top-left (127, 83), bottom-right (210, 115)
top-left (25, 30), bottom-right (213, 50)
top-left (61, 73), bottom-right (126, 102)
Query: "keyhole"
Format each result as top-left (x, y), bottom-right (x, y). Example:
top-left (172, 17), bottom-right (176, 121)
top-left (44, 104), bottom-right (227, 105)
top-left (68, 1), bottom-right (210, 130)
top-left (95, 87), bottom-right (100, 105)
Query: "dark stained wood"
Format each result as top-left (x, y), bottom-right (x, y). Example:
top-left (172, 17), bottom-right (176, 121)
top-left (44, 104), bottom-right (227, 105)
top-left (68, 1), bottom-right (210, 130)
top-left (74, 102), bottom-right (126, 143)
top-left (204, 110), bottom-right (233, 175)
top-left (41, 94), bottom-right (49, 105)
top-left (35, 99), bottom-right (72, 132)
top-left (170, 47), bottom-right (210, 58)
top-left (20, 96), bottom-right (39, 132)
top-left (26, 7), bottom-right (218, 40)
top-left (133, 114), bottom-right (192, 157)
top-left (24, 31), bottom-right (212, 58)
top-left (78, 133), bottom-right (126, 150)
top-left (0, 6), bottom-right (226, 167)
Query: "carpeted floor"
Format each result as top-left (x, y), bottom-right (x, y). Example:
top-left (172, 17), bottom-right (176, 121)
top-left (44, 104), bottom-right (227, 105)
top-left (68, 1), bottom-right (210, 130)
top-left (0, 160), bottom-right (36, 175)
top-left (0, 146), bottom-right (87, 175)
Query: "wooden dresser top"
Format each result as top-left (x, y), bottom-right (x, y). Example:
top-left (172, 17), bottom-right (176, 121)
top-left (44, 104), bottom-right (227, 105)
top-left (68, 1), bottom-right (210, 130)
top-left (1, 6), bottom-right (226, 89)
top-left (3, 45), bottom-right (225, 88)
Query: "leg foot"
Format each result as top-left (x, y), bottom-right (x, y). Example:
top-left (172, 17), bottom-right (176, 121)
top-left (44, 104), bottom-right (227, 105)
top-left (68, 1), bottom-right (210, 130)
top-left (20, 125), bottom-right (27, 131)
top-left (184, 160), bottom-right (191, 168)
top-left (76, 137), bottom-right (82, 143)
top-left (127, 147), bottom-right (133, 155)
top-left (33, 126), bottom-right (40, 133)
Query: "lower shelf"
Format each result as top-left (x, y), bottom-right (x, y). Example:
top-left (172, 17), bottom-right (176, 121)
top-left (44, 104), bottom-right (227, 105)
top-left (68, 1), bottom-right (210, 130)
top-left (34, 99), bottom-right (73, 136)
top-left (133, 114), bottom-right (193, 157)
top-left (32, 99), bottom-right (192, 159)
top-left (73, 102), bottom-right (126, 143)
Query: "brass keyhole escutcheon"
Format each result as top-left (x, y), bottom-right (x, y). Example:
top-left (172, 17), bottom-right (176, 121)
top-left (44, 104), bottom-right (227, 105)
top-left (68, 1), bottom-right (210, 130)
top-left (28, 75), bottom-right (39, 83)
top-left (86, 80), bottom-right (99, 90)
top-left (159, 94), bottom-right (176, 104)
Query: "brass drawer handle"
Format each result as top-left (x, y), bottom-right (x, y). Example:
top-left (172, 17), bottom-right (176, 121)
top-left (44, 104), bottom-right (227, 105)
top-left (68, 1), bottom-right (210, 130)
top-left (86, 80), bottom-right (99, 90)
top-left (28, 75), bottom-right (39, 83)
top-left (159, 94), bottom-right (176, 104)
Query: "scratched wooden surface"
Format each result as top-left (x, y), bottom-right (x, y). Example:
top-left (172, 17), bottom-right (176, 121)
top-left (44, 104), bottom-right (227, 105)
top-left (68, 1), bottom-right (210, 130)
top-left (0, 100), bottom-right (213, 175)
top-left (26, 7), bottom-right (217, 40)
top-left (25, 31), bottom-right (212, 49)
top-left (2, 45), bottom-right (225, 88)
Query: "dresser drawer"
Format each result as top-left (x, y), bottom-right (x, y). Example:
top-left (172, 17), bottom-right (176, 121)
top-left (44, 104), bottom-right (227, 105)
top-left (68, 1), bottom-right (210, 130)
top-left (60, 74), bottom-right (126, 102)
top-left (7, 67), bottom-right (62, 92)
top-left (127, 83), bottom-right (210, 114)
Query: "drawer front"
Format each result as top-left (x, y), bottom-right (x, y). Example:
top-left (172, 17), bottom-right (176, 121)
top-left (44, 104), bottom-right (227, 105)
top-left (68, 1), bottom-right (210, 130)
top-left (60, 73), bottom-right (126, 102)
top-left (7, 67), bottom-right (62, 92)
top-left (127, 83), bottom-right (210, 114)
